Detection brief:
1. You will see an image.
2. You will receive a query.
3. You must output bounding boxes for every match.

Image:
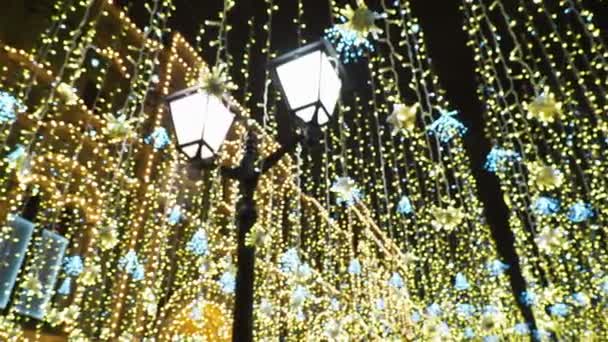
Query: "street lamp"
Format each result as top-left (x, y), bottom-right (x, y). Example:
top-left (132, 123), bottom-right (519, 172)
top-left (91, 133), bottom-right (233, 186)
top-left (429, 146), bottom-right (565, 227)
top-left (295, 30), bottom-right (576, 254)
top-left (166, 39), bottom-right (343, 342)
top-left (166, 86), bottom-right (235, 161)
top-left (269, 39), bottom-right (342, 127)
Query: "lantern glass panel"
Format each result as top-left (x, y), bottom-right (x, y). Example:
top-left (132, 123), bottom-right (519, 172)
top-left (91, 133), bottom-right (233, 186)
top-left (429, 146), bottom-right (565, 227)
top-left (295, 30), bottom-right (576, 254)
top-left (168, 90), bottom-right (235, 160)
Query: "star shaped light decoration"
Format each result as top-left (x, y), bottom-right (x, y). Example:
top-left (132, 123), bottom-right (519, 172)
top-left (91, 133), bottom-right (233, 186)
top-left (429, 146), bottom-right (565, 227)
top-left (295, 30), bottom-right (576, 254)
top-left (431, 206), bottom-right (465, 232)
top-left (527, 162), bottom-right (564, 191)
top-left (337, 0), bottom-right (383, 43)
top-left (56, 83), bottom-right (79, 106)
top-left (525, 87), bottom-right (562, 123)
top-left (330, 176), bottom-right (362, 206)
top-left (387, 103), bottom-right (419, 135)
top-left (534, 226), bottom-right (568, 254)
top-left (102, 113), bottom-right (140, 143)
top-left (22, 274), bottom-right (43, 298)
top-left (98, 222), bottom-right (119, 251)
top-left (199, 62), bottom-right (237, 98)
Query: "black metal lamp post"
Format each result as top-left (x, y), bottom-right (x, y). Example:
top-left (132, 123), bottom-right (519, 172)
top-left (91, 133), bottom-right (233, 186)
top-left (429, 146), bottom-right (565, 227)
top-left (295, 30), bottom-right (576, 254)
top-left (166, 38), bottom-right (342, 342)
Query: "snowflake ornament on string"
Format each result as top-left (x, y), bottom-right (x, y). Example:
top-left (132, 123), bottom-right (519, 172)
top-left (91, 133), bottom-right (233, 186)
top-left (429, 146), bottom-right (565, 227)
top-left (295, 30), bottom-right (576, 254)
top-left (324, 26), bottom-right (375, 64)
top-left (484, 146), bottom-right (521, 172)
top-left (144, 127), bottom-right (170, 150)
top-left (427, 109), bottom-right (468, 143)
top-left (0, 91), bottom-right (26, 123)
top-left (59, 256), bottom-right (84, 295)
top-left (330, 176), bottom-right (362, 206)
top-left (186, 228), bottom-right (209, 257)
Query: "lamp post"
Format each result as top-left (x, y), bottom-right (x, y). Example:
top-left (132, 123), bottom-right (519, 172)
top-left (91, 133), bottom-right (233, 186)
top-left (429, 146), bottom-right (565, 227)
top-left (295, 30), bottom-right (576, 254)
top-left (166, 39), bottom-right (342, 342)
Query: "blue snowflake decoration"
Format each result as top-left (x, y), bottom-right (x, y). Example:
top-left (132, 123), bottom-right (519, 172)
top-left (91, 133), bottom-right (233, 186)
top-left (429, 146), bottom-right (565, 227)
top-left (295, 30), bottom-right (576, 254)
top-left (144, 127), bottom-right (171, 150)
top-left (0, 91), bottom-right (25, 124)
top-left (63, 255), bottom-right (84, 276)
top-left (118, 249), bottom-right (144, 281)
top-left (324, 26), bottom-right (375, 64)
top-left (411, 310), bottom-right (422, 323)
top-left (132, 263), bottom-right (145, 281)
top-left (571, 292), bottom-right (589, 307)
top-left (513, 323), bottom-right (531, 335)
top-left (348, 258), bottom-right (362, 275)
top-left (483, 336), bottom-right (499, 342)
top-left (119, 250), bottom-right (140, 273)
top-left (186, 229), bottom-right (209, 257)
top-left (486, 259), bottom-right (509, 277)
top-left (388, 272), bottom-right (404, 289)
top-left (375, 298), bottom-right (385, 310)
top-left (484, 146), bottom-right (521, 172)
top-left (530, 196), bottom-right (560, 216)
top-left (601, 280), bottom-right (608, 295)
top-left (463, 327), bottom-right (475, 339)
top-left (520, 290), bottom-right (537, 306)
top-left (219, 271), bottom-right (236, 293)
top-left (454, 273), bottom-right (470, 291)
top-left (336, 187), bottom-right (362, 206)
top-left (167, 205), bottom-right (182, 225)
top-left (6, 145), bottom-right (26, 163)
top-left (567, 201), bottom-right (594, 223)
top-left (279, 248), bottom-right (301, 274)
top-left (291, 285), bottom-right (309, 304)
top-left (533, 329), bottom-right (551, 341)
top-left (58, 277), bottom-right (72, 296)
top-left (456, 303), bottom-right (475, 317)
top-left (427, 110), bottom-right (468, 143)
top-left (396, 195), bottom-right (413, 215)
top-left (426, 303), bottom-right (442, 317)
top-left (483, 305), bottom-right (500, 315)
top-left (549, 303), bottom-right (569, 317)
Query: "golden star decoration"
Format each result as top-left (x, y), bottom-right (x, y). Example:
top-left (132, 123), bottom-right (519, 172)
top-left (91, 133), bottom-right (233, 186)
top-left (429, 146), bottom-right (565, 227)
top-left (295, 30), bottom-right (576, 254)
top-left (338, 0), bottom-right (383, 43)
top-left (534, 226), bottom-right (568, 254)
top-left (98, 222), bottom-right (119, 251)
top-left (56, 82), bottom-right (79, 106)
top-left (387, 103), bottom-right (419, 135)
top-left (525, 87), bottom-right (562, 123)
top-left (200, 63), bottom-right (237, 98)
top-left (102, 113), bottom-right (139, 143)
top-left (79, 263), bottom-right (101, 286)
top-left (431, 206), bottom-right (465, 231)
top-left (22, 274), bottom-right (43, 298)
top-left (527, 162), bottom-right (564, 191)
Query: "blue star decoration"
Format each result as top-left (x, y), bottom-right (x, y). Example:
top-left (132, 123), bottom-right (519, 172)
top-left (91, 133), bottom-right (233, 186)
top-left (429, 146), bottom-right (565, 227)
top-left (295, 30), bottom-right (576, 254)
top-left (396, 195), bottom-right (413, 215)
top-left (426, 302), bottom-right (442, 317)
top-left (513, 322), bottom-right (531, 335)
top-left (0, 91), bottom-right (26, 124)
top-left (279, 248), bottom-right (301, 274)
top-left (348, 258), bottom-right (362, 275)
top-left (484, 146), bottom-right (521, 172)
top-left (144, 127), bottom-right (171, 150)
top-left (427, 109), bottom-right (468, 143)
top-left (454, 272), bottom-right (470, 291)
top-left (388, 272), bottom-right (404, 289)
top-left (324, 26), bottom-right (375, 64)
top-left (549, 302), bottom-right (569, 317)
top-left (118, 250), bottom-right (145, 281)
top-left (530, 196), bottom-right (560, 216)
top-left (186, 229), bottom-right (209, 257)
top-left (567, 201), bottom-right (594, 223)
top-left (219, 271), bottom-right (236, 294)
top-left (167, 205), bottom-right (182, 225)
top-left (519, 290), bottom-right (537, 306)
top-left (59, 255), bottom-right (84, 296)
top-left (456, 303), bottom-right (475, 317)
top-left (486, 259), bottom-right (509, 277)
